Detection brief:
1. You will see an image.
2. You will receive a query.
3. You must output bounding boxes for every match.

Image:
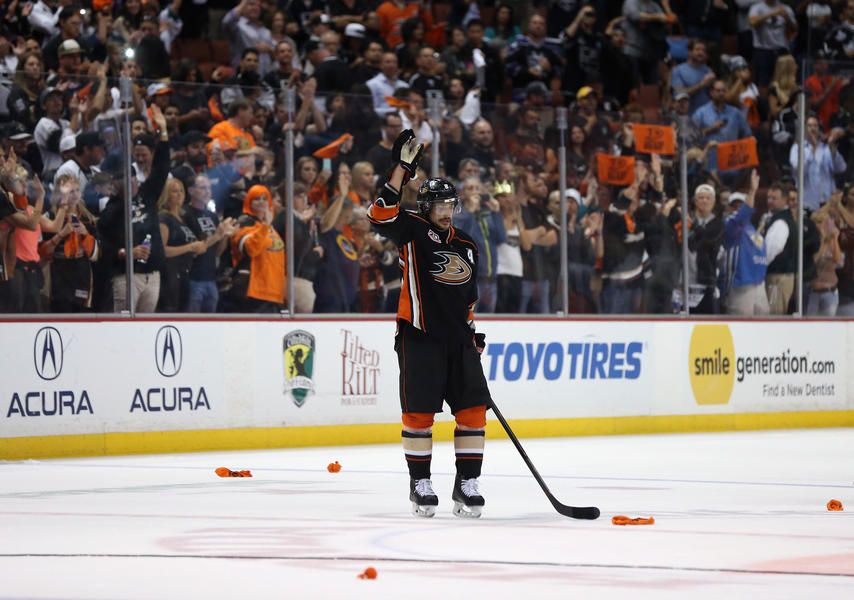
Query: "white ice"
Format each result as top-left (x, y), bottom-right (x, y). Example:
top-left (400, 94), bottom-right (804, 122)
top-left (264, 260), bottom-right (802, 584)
top-left (1, 429), bottom-right (853, 599)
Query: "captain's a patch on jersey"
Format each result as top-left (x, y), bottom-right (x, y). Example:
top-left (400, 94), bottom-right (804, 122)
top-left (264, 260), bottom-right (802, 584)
top-left (428, 229), bottom-right (441, 244)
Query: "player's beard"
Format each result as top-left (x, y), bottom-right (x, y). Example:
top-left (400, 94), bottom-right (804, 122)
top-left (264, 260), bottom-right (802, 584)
top-left (435, 216), bottom-right (451, 230)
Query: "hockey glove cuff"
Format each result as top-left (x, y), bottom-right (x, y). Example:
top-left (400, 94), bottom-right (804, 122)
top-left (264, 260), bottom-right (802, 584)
top-left (376, 182), bottom-right (402, 208)
top-left (474, 333), bottom-right (486, 354)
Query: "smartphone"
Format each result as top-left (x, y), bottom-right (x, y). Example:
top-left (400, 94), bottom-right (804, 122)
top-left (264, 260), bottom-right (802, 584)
top-left (480, 193), bottom-right (490, 206)
top-left (322, 158), bottom-right (332, 171)
top-left (71, 214), bottom-right (80, 224)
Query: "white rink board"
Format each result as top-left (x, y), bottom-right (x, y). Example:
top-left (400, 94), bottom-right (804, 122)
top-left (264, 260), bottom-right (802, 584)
top-left (0, 319), bottom-right (851, 440)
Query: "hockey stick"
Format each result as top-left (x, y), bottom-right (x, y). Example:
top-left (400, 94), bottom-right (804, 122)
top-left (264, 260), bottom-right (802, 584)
top-left (491, 401), bottom-right (600, 520)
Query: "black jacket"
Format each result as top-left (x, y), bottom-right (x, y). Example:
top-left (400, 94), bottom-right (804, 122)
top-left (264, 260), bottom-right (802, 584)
top-left (688, 214), bottom-right (725, 287)
top-left (98, 141), bottom-right (170, 275)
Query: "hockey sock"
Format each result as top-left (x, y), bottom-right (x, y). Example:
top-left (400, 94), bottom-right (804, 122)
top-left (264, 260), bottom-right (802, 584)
top-left (402, 430), bottom-right (432, 480)
top-left (454, 429), bottom-right (484, 479)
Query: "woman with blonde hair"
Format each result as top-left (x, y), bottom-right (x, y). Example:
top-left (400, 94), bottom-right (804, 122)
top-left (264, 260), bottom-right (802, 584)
top-left (40, 174), bottom-right (99, 312)
top-left (808, 205), bottom-right (844, 316)
top-left (350, 161), bottom-right (376, 206)
top-left (767, 55), bottom-right (800, 174)
top-left (768, 55), bottom-right (798, 121)
top-left (158, 178), bottom-right (206, 311)
top-left (3, 152), bottom-right (64, 312)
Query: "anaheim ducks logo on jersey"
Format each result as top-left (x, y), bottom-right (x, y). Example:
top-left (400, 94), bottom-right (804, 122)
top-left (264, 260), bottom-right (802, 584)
top-left (336, 234), bottom-right (358, 260)
top-left (269, 231), bottom-right (285, 252)
top-left (430, 250), bottom-right (472, 285)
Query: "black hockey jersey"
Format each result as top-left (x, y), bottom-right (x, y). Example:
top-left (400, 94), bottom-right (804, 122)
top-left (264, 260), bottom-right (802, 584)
top-left (368, 184), bottom-right (479, 345)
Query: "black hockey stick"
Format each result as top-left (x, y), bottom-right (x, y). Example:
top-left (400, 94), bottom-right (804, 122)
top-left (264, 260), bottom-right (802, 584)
top-left (491, 401), bottom-right (600, 520)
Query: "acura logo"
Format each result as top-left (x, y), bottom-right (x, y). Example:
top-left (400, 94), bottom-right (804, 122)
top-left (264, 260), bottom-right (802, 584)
top-left (155, 326), bottom-right (182, 377)
top-left (34, 327), bottom-right (63, 381)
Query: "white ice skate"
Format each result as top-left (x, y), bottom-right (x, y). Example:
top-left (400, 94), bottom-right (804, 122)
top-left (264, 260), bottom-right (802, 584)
top-left (410, 478), bottom-right (438, 518)
top-left (452, 475), bottom-right (484, 518)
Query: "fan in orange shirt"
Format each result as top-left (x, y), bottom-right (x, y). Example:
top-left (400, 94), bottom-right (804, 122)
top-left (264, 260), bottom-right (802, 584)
top-left (208, 99), bottom-right (256, 164)
top-left (229, 185), bottom-right (286, 311)
top-left (376, 0), bottom-right (435, 48)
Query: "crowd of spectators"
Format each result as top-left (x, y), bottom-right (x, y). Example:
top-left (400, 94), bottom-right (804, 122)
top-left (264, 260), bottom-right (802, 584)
top-left (0, 0), bottom-right (852, 317)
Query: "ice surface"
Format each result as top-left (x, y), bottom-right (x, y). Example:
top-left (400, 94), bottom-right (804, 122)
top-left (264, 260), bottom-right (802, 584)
top-left (1, 429), bottom-right (852, 599)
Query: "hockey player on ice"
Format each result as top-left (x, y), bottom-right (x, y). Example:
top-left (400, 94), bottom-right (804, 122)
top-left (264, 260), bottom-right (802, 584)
top-left (368, 129), bottom-right (492, 518)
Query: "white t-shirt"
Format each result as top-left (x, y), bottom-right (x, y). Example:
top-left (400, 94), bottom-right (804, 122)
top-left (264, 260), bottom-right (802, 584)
top-left (496, 224), bottom-right (523, 277)
top-left (34, 117), bottom-right (72, 176)
top-left (749, 2), bottom-right (795, 50)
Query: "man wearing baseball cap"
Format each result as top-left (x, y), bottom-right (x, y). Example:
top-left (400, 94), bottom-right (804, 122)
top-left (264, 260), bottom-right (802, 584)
top-left (54, 131), bottom-right (105, 212)
top-left (573, 85), bottom-right (611, 149)
top-left (34, 87), bottom-right (73, 176)
top-left (1, 123), bottom-right (40, 176)
top-left (722, 170), bottom-right (769, 315)
top-left (45, 38), bottom-right (93, 101)
top-left (131, 133), bottom-right (158, 184)
top-left (41, 6), bottom-right (95, 72)
top-left (669, 91), bottom-right (703, 150)
top-left (98, 106), bottom-right (172, 313)
top-left (146, 83), bottom-right (173, 112)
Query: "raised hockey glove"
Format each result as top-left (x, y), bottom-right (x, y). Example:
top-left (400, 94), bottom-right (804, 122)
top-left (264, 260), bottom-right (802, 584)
top-left (391, 128), bottom-right (415, 165)
top-left (389, 129), bottom-right (424, 185)
top-left (399, 136), bottom-right (424, 178)
top-left (474, 333), bottom-right (486, 354)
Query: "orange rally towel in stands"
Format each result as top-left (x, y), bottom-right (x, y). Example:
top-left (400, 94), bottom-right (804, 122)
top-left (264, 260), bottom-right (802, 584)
top-left (313, 133), bottom-right (353, 159)
top-left (717, 136), bottom-right (759, 171)
top-left (215, 467), bottom-right (253, 478)
top-left (385, 96), bottom-right (411, 110)
top-left (633, 124), bottom-right (676, 155)
top-left (596, 153), bottom-right (636, 186)
top-left (827, 499), bottom-right (843, 511)
top-left (612, 515), bottom-right (655, 525)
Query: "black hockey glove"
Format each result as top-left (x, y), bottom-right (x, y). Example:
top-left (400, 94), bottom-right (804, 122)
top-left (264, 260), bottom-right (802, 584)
top-left (474, 333), bottom-right (486, 354)
top-left (391, 129), bottom-right (415, 165)
top-left (399, 136), bottom-right (424, 178)
top-left (389, 129), bottom-right (424, 185)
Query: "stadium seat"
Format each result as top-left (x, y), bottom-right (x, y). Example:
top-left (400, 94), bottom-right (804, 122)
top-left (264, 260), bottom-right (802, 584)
top-left (721, 35), bottom-right (739, 56)
top-left (210, 40), bottom-right (232, 66)
top-left (637, 85), bottom-right (662, 121)
top-left (198, 62), bottom-right (219, 82)
top-left (172, 39), bottom-right (211, 63)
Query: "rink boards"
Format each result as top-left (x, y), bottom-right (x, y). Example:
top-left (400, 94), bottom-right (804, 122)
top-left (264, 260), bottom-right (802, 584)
top-left (1, 318), bottom-right (853, 458)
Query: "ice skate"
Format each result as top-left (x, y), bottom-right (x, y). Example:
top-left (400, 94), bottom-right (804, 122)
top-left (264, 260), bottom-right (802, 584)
top-left (452, 474), bottom-right (484, 518)
top-left (410, 478), bottom-right (438, 518)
